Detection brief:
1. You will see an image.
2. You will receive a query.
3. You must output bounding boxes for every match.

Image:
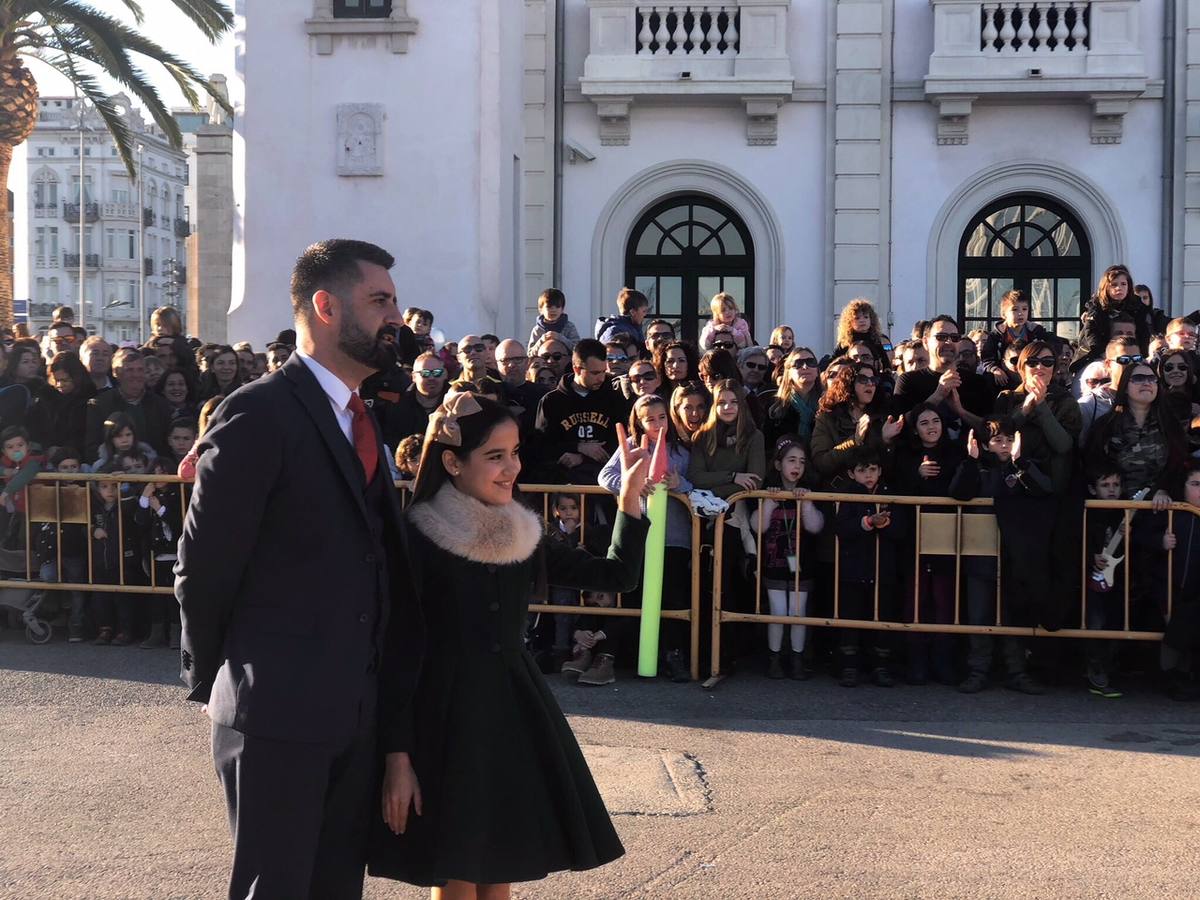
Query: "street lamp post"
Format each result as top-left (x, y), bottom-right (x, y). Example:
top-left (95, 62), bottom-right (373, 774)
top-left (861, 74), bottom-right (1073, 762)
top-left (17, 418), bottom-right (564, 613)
top-left (75, 89), bottom-right (85, 329)
top-left (136, 143), bottom-right (146, 343)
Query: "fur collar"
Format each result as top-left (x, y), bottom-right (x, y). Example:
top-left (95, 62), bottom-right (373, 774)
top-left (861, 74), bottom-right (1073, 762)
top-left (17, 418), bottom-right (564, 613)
top-left (407, 482), bottom-right (544, 566)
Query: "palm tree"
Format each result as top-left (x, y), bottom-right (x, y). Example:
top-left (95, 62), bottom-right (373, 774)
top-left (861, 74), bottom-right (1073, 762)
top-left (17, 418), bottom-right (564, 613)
top-left (0, 0), bottom-right (235, 327)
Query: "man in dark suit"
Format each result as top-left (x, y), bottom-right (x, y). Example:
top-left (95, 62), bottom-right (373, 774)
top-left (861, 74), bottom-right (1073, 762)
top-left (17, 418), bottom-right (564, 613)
top-left (176, 239), bottom-right (420, 899)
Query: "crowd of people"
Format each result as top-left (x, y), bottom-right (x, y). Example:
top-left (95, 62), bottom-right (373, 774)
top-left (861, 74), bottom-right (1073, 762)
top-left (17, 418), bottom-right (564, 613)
top-left (4, 265), bottom-right (1200, 701)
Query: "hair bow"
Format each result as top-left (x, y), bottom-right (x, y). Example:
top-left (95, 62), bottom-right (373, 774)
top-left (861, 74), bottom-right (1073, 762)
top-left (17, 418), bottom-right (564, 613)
top-left (428, 392), bottom-right (483, 447)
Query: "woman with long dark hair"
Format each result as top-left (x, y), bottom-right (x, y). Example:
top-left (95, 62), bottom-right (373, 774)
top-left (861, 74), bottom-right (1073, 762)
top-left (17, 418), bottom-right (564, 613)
top-left (28, 351), bottom-right (95, 451)
top-left (811, 362), bottom-right (903, 485)
top-left (157, 367), bottom-right (200, 423)
top-left (196, 344), bottom-right (243, 402)
top-left (1086, 361), bottom-right (1189, 508)
top-left (370, 394), bottom-right (650, 898)
top-left (763, 346), bottom-right (821, 449)
top-left (670, 381), bottom-right (710, 449)
top-left (653, 339), bottom-right (700, 391)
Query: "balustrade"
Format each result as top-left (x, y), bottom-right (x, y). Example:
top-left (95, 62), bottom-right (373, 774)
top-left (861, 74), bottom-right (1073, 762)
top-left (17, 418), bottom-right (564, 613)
top-left (635, 5), bottom-right (739, 57)
top-left (980, 2), bottom-right (1089, 53)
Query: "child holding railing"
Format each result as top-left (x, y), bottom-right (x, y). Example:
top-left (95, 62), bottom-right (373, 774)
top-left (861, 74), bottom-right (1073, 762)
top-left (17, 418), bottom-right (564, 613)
top-left (88, 476), bottom-right (140, 646)
top-left (1083, 465), bottom-right (1129, 698)
top-left (35, 447), bottom-right (88, 642)
top-left (752, 435), bottom-right (824, 680)
top-left (135, 458), bottom-right (185, 649)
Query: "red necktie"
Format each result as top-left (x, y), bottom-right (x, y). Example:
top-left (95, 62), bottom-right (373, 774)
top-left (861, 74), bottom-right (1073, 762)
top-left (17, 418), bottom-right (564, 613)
top-left (347, 393), bottom-right (378, 484)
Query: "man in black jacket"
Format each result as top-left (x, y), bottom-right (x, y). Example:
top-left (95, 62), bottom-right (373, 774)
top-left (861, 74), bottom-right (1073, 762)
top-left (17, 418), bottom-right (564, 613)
top-left (84, 349), bottom-right (173, 462)
top-left (892, 314), bottom-right (995, 438)
top-left (533, 338), bottom-right (624, 485)
top-left (176, 239), bottom-right (420, 899)
top-left (376, 350), bottom-right (446, 450)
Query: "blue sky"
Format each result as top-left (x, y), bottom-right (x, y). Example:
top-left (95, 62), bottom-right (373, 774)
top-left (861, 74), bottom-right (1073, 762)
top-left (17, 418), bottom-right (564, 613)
top-left (26, 1), bottom-right (237, 111)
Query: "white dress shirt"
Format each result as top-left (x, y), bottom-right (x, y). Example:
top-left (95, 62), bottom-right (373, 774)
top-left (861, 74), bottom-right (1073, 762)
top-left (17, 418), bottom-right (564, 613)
top-left (295, 348), bottom-right (357, 444)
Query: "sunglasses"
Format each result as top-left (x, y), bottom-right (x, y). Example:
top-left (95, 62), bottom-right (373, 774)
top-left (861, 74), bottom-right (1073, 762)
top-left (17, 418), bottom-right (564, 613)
top-left (540, 352), bottom-right (566, 362)
top-left (932, 333), bottom-right (962, 343)
top-left (1006, 358), bottom-right (1020, 368)
top-left (744, 361), bottom-right (770, 371)
top-left (792, 358), bottom-right (818, 370)
top-left (606, 355), bottom-right (628, 363)
top-left (460, 343), bottom-right (487, 355)
top-left (1025, 356), bottom-right (1057, 369)
top-left (1128, 373), bottom-right (1158, 385)
top-left (417, 368), bottom-right (445, 378)
top-left (1086, 377), bottom-right (1111, 387)
top-left (630, 371), bottom-right (658, 383)
top-left (1163, 363), bottom-right (1189, 373)
top-left (1114, 355), bottom-right (1144, 366)
top-left (713, 342), bottom-right (736, 351)
top-left (855, 375), bottom-right (880, 386)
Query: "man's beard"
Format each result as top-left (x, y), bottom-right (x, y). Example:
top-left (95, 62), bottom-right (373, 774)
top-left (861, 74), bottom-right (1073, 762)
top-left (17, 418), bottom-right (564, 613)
top-left (339, 317), bottom-right (398, 371)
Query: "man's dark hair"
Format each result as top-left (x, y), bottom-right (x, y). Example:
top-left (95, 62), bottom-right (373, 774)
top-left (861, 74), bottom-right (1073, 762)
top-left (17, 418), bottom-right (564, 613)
top-left (539, 288), bottom-right (566, 309)
top-left (480, 334), bottom-right (500, 346)
top-left (617, 287), bottom-right (649, 315)
top-left (646, 318), bottom-right (674, 335)
top-left (927, 314), bottom-right (960, 333)
top-left (982, 415), bottom-right (1017, 441)
top-left (289, 239), bottom-right (394, 322)
top-left (572, 338), bottom-right (607, 367)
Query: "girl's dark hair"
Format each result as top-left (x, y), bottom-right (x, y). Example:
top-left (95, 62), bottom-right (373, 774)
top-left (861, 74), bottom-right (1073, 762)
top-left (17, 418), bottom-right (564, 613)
top-left (669, 381), bottom-right (710, 440)
top-left (653, 339), bottom-right (700, 385)
top-left (819, 362), bottom-right (879, 414)
top-left (48, 351), bottom-right (92, 397)
top-left (905, 402), bottom-right (946, 449)
top-left (764, 434), bottom-right (810, 489)
top-left (103, 411), bottom-right (139, 454)
top-left (698, 349), bottom-right (741, 385)
top-left (410, 396), bottom-right (520, 505)
top-left (628, 393), bottom-right (679, 451)
top-left (1094, 264), bottom-right (1133, 308)
top-left (7, 339), bottom-right (44, 381)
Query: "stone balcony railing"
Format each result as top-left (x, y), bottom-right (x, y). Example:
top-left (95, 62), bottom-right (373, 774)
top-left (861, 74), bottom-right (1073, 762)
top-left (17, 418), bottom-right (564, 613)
top-left (580, 0), bottom-right (794, 146)
top-left (102, 202), bottom-right (140, 220)
top-left (925, 0), bottom-right (1148, 145)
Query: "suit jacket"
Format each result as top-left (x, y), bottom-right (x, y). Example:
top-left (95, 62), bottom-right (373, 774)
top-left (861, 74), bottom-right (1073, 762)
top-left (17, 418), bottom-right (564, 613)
top-left (175, 353), bottom-right (421, 745)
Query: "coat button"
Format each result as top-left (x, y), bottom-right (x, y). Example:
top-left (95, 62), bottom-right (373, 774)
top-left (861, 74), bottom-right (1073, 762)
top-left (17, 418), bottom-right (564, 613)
top-left (488, 602), bottom-right (500, 612)
top-left (358, 613), bottom-right (369, 624)
top-left (486, 564), bottom-right (498, 574)
top-left (490, 642), bottom-right (501, 653)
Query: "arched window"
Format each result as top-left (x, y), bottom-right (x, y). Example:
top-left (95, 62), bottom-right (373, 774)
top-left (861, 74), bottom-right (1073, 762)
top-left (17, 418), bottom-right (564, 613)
top-left (625, 195), bottom-right (754, 341)
top-left (959, 195), bottom-right (1091, 339)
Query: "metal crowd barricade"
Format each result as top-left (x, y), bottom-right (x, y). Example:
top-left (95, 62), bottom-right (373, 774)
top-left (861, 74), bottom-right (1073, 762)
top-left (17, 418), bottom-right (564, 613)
top-left (705, 490), bottom-right (1198, 686)
top-left (517, 483), bottom-right (704, 682)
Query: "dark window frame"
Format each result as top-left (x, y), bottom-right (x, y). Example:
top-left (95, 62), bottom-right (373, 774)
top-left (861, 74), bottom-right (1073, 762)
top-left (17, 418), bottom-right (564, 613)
top-left (333, 0), bottom-right (392, 18)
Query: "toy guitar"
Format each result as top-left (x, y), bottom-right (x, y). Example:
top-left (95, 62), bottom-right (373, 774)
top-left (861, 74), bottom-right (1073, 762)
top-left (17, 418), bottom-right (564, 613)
top-left (1091, 487), bottom-right (1150, 592)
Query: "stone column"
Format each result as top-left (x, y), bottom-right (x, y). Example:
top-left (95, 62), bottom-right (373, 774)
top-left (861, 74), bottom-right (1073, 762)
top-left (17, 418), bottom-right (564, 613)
top-left (827, 0), bottom-right (892, 342)
top-left (188, 122), bottom-right (232, 344)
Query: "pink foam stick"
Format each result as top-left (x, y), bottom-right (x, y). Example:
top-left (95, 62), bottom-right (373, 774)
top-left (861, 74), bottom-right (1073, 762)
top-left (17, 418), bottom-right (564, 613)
top-left (649, 430), bottom-right (670, 484)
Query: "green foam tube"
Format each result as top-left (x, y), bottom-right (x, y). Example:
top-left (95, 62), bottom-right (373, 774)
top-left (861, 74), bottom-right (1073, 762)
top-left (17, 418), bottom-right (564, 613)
top-left (637, 482), bottom-right (669, 677)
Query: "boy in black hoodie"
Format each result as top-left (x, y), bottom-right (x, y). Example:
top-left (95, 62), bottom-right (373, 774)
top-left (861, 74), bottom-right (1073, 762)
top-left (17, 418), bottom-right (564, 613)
top-left (950, 416), bottom-right (1053, 695)
top-left (834, 448), bottom-right (908, 687)
top-left (532, 338), bottom-right (625, 485)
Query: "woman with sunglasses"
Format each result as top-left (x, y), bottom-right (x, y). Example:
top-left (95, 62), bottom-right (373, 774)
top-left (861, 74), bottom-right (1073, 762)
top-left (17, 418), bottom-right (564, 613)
top-left (1157, 350), bottom-right (1200, 455)
top-left (764, 347), bottom-right (821, 450)
top-left (992, 341), bottom-right (1082, 495)
top-left (1086, 362), bottom-right (1188, 511)
top-left (622, 359), bottom-right (662, 404)
top-left (811, 362), bottom-right (904, 485)
top-left (653, 339), bottom-right (700, 391)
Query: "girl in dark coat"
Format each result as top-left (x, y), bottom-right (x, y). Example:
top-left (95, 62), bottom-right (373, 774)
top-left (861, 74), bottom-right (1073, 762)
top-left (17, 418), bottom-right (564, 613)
top-left (371, 394), bottom-right (650, 895)
top-left (1076, 264), bottom-right (1154, 363)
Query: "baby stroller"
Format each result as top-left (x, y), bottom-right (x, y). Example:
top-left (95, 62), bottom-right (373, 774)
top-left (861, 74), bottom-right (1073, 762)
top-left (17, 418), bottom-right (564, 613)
top-left (0, 502), bottom-right (51, 644)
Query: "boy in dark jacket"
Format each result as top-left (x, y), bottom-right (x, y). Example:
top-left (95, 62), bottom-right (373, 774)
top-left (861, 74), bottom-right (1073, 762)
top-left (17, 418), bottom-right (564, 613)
top-left (950, 417), bottom-right (1053, 695)
top-left (135, 459), bottom-right (186, 648)
top-left (89, 476), bottom-right (143, 646)
top-left (980, 290), bottom-right (1048, 387)
top-left (594, 287), bottom-right (649, 346)
top-left (1082, 466), bottom-right (1130, 698)
top-left (834, 448), bottom-right (909, 687)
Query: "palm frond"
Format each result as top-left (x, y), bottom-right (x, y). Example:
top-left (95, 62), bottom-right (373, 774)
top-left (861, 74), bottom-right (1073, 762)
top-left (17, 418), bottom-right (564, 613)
top-left (160, 0), bottom-right (234, 44)
top-left (35, 50), bottom-right (137, 177)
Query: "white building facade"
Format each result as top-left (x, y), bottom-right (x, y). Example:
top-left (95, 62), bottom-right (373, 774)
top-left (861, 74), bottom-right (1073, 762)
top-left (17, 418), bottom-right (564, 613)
top-left (13, 94), bottom-right (190, 343)
top-left (234, 0), bottom-right (1199, 348)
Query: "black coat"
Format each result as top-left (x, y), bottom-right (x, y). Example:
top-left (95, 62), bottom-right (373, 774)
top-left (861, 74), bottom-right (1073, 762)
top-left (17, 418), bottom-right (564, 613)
top-left (84, 388), bottom-right (174, 463)
top-left (175, 354), bottom-right (420, 745)
top-left (375, 383), bottom-right (442, 451)
top-left (370, 494), bottom-right (647, 887)
top-left (1076, 295), bottom-right (1156, 362)
top-left (833, 482), bottom-right (910, 584)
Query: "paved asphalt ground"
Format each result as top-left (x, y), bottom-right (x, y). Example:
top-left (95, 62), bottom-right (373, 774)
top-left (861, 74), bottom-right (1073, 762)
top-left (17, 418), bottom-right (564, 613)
top-left (3, 629), bottom-right (1200, 899)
